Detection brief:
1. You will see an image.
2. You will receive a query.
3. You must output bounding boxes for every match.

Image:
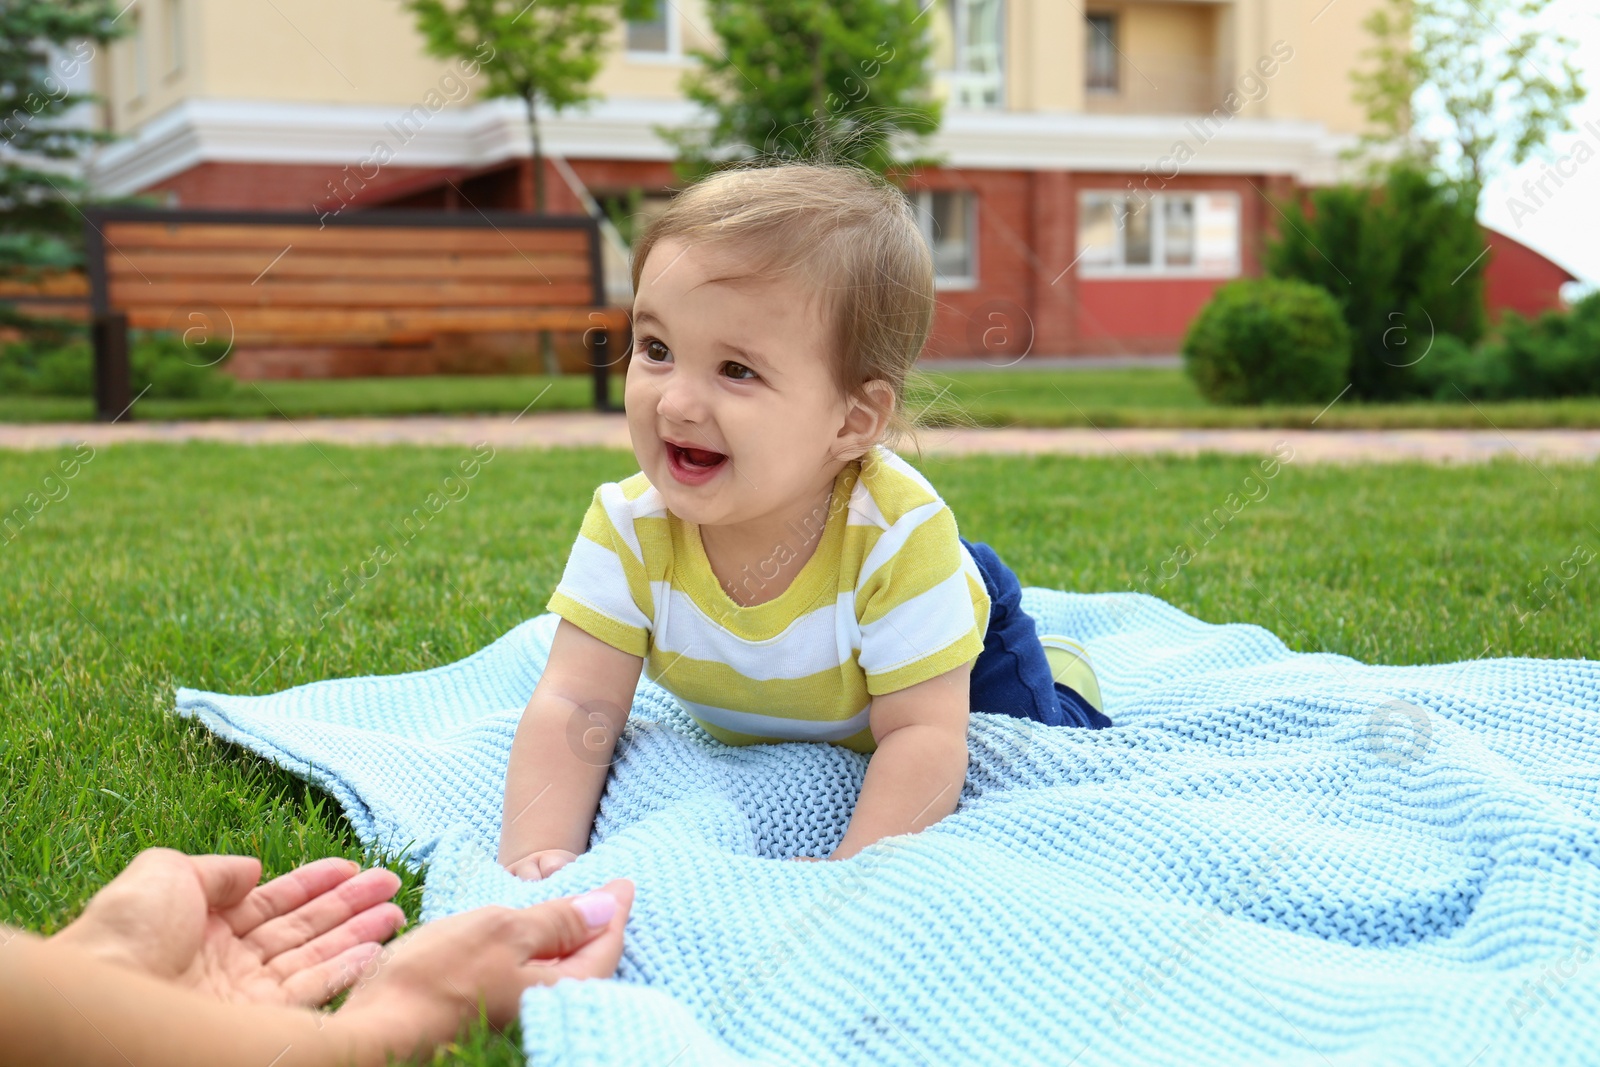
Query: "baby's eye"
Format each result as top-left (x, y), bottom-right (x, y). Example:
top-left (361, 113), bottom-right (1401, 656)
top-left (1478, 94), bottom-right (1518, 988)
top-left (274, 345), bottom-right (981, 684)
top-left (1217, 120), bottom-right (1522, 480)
top-left (639, 338), bottom-right (671, 363)
top-left (723, 361), bottom-right (758, 381)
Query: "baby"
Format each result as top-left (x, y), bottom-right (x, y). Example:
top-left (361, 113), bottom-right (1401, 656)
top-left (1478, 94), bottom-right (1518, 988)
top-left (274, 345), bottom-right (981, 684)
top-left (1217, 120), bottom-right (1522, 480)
top-left (499, 163), bottom-right (1110, 879)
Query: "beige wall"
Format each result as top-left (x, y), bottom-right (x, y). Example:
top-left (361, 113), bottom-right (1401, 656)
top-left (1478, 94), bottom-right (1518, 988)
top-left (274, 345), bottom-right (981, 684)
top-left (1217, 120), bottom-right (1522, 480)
top-left (105, 0), bottom-right (713, 130)
top-left (1273, 0), bottom-right (1381, 135)
top-left (107, 0), bottom-right (197, 132)
top-left (1081, 0), bottom-right (1221, 115)
top-left (102, 0), bottom-right (1385, 137)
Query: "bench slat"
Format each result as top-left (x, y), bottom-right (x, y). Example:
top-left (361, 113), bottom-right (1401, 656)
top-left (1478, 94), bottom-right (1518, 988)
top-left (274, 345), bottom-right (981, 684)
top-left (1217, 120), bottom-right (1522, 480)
top-left (0, 274), bottom-right (89, 298)
top-left (102, 223), bottom-right (592, 256)
top-left (108, 280), bottom-right (596, 309)
top-left (125, 306), bottom-right (631, 338)
top-left (104, 250), bottom-right (591, 282)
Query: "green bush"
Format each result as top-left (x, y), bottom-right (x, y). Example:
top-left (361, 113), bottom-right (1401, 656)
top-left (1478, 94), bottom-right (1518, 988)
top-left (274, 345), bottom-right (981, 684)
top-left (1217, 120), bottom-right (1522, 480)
top-left (0, 331), bottom-right (237, 401)
top-left (1417, 291), bottom-right (1600, 400)
top-left (1409, 333), bottom-right (1503, 400)
top-left (1265, 164), bottom-right (1487, 401)
top-left (1182, 278), bottom-right (1352, 405)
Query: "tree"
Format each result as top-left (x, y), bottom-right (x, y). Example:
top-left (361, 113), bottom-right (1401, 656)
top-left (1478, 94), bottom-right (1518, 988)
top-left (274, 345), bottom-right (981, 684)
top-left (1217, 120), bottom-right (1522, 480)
top-left (1264, 164), bottom-right (1487, 401)
top-left (1351, 0), bottom-right (1586, 194)
top-left (402, 0), bottom-right (616, 213)
top-left (1, 0), bottom-right (124, 334)
top-left (658, 0), bottom-right (943, 179)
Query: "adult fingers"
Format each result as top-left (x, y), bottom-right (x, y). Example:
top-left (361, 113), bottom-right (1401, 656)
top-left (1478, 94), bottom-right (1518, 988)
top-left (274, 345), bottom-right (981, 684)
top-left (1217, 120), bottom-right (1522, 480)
top-left (187, 854), bottom-right (265, 912)
top-left (510, 879), bottom-right (634, 973)
top-left (219, 857), bottom-right (365, 936)
top-left (266, 901), bottom-right (408, 984)
top-left (279, 940), bottom-right (387, 1007)
top-left (240, 867), bottom-right (404, 960)
top-left (537, 879), bottom-right (634, 981)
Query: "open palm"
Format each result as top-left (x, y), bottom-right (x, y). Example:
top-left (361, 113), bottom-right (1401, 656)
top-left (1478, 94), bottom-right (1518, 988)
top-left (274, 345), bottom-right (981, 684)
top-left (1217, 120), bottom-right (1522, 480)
top-left (55, 848), bottom-right (407, 1007)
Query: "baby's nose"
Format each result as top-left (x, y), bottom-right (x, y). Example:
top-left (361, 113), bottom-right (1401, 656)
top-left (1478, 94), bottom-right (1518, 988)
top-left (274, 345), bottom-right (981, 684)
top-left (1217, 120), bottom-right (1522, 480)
top-left (654, 371), bottom-right (710, 424)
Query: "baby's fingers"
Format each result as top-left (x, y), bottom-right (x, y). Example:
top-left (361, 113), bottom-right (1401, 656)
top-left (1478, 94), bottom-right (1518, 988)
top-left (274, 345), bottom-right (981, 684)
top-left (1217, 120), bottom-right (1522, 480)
top-left (536, 851), bottom-right (578, 878)
top-left (507, 856), bottom-right (548, 882)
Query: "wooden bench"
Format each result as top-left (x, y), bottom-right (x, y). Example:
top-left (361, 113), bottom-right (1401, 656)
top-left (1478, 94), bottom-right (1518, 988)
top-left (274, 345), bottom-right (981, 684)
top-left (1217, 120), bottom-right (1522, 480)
top-left (0, 270), bottom-right (91, 323)
top-left (83, 207), bottom-right (632, 421)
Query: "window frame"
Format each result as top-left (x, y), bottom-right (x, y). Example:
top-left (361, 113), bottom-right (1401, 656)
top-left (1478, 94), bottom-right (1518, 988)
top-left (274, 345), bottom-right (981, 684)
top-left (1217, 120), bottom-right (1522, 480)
top-left (1085, 13), bottom-right (1119, 94)
top-left (1076, 190), bottom-right (1241, 279)
top-left (164, 0), bottom-right (184, 78)
top-left (910, 188), bottom-right (979, 291)
top-left (624, 1), bottom-right (684, 64)
top-left (931, 0), bottom-right (1006, 111)
top-left (130, 6), bottom-right (149, 103)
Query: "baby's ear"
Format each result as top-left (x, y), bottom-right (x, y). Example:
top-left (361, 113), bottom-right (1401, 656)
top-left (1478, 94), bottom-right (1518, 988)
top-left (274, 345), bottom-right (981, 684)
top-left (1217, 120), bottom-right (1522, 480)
top-left (836, 379), bottom-right (894, 460)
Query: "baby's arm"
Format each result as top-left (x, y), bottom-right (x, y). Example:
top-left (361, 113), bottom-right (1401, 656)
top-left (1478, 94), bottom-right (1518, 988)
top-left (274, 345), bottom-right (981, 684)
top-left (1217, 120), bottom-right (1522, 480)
top-left (829, 659), bottom-right (974, 860)
top-left (500, 618), bottom-right (644, 878)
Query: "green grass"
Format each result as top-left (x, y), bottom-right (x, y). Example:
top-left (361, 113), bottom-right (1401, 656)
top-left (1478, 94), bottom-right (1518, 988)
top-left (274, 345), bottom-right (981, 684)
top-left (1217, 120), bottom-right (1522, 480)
top-left (0, 375), bottom-right (593, 424)
top-left (2, 443), bottom-right (1596, 1062)
top-left (6, 368), bottom-right (1600, 429)
top-left (911, 369), bottom-right (1600, 430)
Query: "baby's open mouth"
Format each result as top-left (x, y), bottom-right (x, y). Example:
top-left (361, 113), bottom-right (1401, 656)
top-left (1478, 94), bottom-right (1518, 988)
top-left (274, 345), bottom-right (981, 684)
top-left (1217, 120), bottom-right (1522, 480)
top-left (669, 443), bottom-right (727, 469)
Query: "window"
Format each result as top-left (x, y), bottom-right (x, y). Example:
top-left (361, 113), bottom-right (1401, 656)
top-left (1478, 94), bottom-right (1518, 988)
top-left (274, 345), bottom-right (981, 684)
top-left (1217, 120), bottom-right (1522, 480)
top-left (131, 8), bottom-right (149, 100)
top-left (930, 0), bottom-right (1004, 110)
top-left (909, 189), bottom-right (977, 288)
top-left (624, 0), bottom-right (678, 58)
top-left (1086, 14), bottom-right (1118, 92)
top-left (164, 0), bottom-right (183, 76)
top-left (1077, 191), bottom-right (1240, 277)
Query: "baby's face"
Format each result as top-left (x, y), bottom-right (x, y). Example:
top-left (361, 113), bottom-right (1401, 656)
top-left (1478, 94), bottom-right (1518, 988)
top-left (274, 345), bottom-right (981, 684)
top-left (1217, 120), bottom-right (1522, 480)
top-left (625, 237), bottom-right (856, 529)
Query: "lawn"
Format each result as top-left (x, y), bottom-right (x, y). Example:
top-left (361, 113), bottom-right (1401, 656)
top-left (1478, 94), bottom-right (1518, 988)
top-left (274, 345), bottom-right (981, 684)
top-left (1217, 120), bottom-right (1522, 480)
top-left (5, 368), bottom-right (1600, 429)
top-left (2, 443), bottom-right (1596, 1062)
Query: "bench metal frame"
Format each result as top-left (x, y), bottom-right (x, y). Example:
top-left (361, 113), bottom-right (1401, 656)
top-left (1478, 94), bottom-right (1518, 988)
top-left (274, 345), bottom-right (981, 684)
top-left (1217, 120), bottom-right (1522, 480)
top-left (83, 207), bottom-right (631, 421)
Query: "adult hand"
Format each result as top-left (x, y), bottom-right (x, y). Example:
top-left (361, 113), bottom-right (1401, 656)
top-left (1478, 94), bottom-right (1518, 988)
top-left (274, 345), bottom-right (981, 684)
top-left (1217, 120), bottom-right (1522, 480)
top-left (506, 848), bottom-right (580, 881)
top-left (53, 847), bottom-right (406, 1007)
top-left (336, 878), bottom-right (634, 1058)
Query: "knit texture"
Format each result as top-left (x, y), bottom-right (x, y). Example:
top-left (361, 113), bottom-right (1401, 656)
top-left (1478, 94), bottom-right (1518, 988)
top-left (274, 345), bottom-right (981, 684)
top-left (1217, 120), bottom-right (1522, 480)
top-left (174, 590), bottom-right (1600, 1066)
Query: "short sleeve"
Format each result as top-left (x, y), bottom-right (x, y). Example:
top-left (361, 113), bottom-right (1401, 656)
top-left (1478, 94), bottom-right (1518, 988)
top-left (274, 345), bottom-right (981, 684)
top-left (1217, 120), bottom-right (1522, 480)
top-left (855, 502), bottom-right (989, 696)
top-left (546, 484), bottom-right (654, 658)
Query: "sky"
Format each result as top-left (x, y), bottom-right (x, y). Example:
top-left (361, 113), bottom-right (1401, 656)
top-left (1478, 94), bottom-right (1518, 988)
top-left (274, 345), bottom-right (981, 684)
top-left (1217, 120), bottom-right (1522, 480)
top-left (1476, 0), bottom-right (1600, 291)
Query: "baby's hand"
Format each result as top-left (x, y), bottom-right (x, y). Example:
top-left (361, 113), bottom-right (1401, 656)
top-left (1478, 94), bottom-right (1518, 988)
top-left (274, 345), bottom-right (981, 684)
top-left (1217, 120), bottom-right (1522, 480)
top-left (506, 849), bottom-right (580, 881)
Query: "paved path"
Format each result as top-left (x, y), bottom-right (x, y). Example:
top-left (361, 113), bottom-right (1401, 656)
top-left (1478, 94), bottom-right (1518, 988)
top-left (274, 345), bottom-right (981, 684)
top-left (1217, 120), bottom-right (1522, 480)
top-left (3, 414), bottom-right (1599, 464)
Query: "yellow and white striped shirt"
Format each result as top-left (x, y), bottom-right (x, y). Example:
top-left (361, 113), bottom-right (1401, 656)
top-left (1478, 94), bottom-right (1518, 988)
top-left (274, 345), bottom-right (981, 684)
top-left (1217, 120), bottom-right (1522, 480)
top-left (546, 444), bottom-right (990, 753)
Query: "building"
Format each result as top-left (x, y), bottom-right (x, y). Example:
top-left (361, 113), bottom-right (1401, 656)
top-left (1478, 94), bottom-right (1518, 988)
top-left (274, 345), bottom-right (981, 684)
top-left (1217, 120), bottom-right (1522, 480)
top-left (87, 0), bottom-right (1568, 370)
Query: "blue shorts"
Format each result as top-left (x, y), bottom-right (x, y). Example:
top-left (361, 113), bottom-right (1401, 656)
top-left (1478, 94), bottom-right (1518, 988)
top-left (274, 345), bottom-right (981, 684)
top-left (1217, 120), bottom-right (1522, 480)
top-left (962, 537), bottom-right (1111, 729)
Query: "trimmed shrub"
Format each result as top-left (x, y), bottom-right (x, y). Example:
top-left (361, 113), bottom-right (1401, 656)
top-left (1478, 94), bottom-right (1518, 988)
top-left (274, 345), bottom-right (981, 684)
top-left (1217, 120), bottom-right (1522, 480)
top-left (1183, 278), bottom-right (1352, 405)
top-left (1409, 333), bottom-right (1501, 400)
top-left (1265, 164), bottom-right (1487, 401)
top-left (0, 331), bottom-right (236, 400)
top-left (1417, 291), bottom-right (1600, 400)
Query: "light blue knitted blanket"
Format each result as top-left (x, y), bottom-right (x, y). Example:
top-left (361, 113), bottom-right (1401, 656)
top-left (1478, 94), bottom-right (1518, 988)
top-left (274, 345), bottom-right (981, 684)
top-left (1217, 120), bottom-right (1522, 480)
top-left (175, 590), bottom-right (1600, 1066)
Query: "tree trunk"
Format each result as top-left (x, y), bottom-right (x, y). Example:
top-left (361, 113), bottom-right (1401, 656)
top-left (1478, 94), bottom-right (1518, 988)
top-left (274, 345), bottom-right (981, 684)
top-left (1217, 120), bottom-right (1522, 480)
top-left (525, 92), bottom-right (546, 215)
top-left (811, 21), bottom-right (828, 159)
top-left (525, 90), bottom-right (558, 375)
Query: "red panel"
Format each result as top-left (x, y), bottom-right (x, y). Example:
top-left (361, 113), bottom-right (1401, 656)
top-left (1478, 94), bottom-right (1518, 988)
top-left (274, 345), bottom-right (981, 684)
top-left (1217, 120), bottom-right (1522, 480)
top-left (1075, 277), bottom-right (1226, 353)
top-left (1481, 228), bottom-right (1576, 321)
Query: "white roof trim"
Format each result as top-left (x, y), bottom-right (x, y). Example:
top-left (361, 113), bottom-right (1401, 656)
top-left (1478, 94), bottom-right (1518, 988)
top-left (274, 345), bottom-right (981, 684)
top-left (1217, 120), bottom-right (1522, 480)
top-left (88, 96), bottom-right (1357, 197)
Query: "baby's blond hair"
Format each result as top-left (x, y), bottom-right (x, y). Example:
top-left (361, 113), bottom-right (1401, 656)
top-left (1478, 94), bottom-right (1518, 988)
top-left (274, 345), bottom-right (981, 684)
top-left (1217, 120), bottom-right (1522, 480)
top-left (630, 162), bottom-right (935, 457)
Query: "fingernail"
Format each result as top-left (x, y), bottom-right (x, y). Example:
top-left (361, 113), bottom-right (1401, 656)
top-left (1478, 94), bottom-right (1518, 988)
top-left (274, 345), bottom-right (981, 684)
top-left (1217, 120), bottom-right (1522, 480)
top-left (572, 889), bottom-right (618, 927)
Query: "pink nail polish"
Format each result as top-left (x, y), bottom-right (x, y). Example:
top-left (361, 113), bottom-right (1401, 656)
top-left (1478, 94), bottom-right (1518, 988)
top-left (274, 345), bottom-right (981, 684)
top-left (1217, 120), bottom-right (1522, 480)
top-left (572, 889), bottom-right (618, 927)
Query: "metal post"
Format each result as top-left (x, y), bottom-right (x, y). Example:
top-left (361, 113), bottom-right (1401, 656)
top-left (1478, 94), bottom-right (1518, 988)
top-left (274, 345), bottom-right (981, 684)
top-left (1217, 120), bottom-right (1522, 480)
top-left (92, 312), bottom-right (132, 422)
top-left (589, 326), bottom-right (611, 412)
